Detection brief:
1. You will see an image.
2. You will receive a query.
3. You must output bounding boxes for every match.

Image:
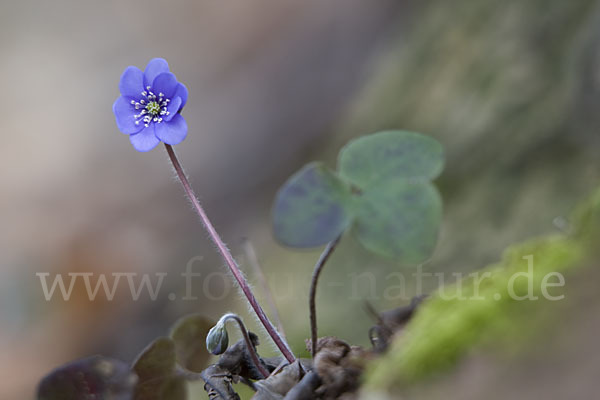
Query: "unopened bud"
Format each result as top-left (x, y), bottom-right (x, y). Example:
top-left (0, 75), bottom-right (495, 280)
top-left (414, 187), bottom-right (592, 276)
top-left (206, 322), bottom-right (229, 355)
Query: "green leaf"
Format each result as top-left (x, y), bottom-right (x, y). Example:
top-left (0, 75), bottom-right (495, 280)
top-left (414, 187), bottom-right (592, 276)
top-left (135, 375), bottom-right (186, 400)
top-left (157, 377), bottom-right (186, 400)
top-left (273, 162), bottom-right (352, 247)
top-left (353, 180), bottom-right (442, 263)
top-left (169, 314), bottom-right (213, 373)
top-left (132, 337), bottom-right (176, 381)
top-left (132, 337), bottom-right (182, 400)
top-left (338, 130), bottom-right (444, 189)
top-left (37, 356), bottom-right (136, 400)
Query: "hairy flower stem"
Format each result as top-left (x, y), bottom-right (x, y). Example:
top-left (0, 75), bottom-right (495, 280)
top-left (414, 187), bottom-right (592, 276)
top-left (309, 234), bottom-right (342, 358)
top-left (164, 144), bottom-right (296, 364)
top-left (221, 313), bottom-right (270, 378)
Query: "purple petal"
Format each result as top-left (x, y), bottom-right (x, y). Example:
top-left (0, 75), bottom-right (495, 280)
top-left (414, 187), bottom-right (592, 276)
top-left (144, 58), bottom-right (170, 87)
top-left (154, 114), bottom-right (187, 145)
top-left (174, 83), bottom-right (188, 108)
top-left (129, 125), bottom-right (160, 152)
top-left (165, 96), bottom-right (182, 122)
top-left (119, 66), bottom-right (144, 98)
top-left (151, 72), bottom-right (178, 98)
top-left (113, 96), bottom-right (144, 134)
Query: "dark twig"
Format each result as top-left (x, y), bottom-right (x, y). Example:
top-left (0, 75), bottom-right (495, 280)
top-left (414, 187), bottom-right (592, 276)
top-left (309, 234), bottom-right (342, 358)
top-left (283, 371), bottom-right (321, 400)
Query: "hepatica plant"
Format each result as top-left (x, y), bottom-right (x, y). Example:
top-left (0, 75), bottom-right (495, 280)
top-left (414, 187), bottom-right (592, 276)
top-left (273, 130), bottom-right (444, 356)
top-left (37, 58), bottom-right (445, 400)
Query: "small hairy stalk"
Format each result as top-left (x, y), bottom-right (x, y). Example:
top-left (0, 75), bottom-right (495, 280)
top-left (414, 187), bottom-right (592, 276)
top-left (164, 144), bottom-right (296, 364)
top-left (221, 313), bottom-right (270, 378)
top-left (309, 234), bottom-right (342, 358)
top-left (242, 239), bottom-right (287, 339)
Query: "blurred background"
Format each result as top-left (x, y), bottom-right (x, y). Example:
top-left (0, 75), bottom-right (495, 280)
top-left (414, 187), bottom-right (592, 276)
top-left (1, 0), bottom-right (599, 399)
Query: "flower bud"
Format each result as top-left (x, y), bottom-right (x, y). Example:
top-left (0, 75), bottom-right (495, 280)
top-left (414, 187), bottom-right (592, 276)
top-left (206, 322), bottom-right (229, 355)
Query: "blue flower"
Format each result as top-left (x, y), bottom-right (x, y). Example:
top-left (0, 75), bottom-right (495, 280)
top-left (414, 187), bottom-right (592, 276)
top-left (113, 58), bottom-right (188, 152)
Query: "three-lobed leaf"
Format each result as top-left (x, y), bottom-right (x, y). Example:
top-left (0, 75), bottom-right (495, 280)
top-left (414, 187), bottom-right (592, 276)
top-left (272, 131), bottom-right (444, 263)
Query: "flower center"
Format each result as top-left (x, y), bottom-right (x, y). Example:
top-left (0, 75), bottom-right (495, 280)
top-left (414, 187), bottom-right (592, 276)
top-left (130, 86), bottom-right (171, 127)
top-left (146, 101), bottom-right (161, 115)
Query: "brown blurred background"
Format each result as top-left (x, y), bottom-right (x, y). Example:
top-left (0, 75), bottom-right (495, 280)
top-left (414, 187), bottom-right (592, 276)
top-left (1, 0), bottom-right (600, 399)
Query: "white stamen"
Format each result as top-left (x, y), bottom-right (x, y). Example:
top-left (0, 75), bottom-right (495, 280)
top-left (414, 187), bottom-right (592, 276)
top-left (133, 88), bottom-right (175, 126)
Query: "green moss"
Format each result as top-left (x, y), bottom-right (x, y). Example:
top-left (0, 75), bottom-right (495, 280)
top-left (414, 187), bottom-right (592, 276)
top-left (364, 187), bottom-right (600, 388)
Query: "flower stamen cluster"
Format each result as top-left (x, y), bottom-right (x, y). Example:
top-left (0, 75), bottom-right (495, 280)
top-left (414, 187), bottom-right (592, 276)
top-left (131, 87), bottom-right (171, 127)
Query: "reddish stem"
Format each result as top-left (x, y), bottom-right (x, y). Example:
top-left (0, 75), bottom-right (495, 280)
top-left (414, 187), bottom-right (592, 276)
top-left (164, 144), bottom-right (295, 364)
top-left (222, 313), bottom-right (269, 378)
top-left (309, 235), bottom-right (341, 358)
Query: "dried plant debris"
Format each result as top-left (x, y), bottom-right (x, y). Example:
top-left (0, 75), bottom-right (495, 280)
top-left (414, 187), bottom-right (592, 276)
top-left (201, 364), bottom-right (242, 400)
top-left (36, 295), bottom-right (425, 400)
top-left (201, 333), bottom-right (274, 399)
top-left (201, 297), bottom-right (426, 399)
top-left (306, 337), bottom-right (370, 399)
top-left (215, 332), bottom-right (271, 380)
top-left (202, 334), bottom-right (317, 400)
top-left (35, 295), bottom-right (425, 400)
top-left (253, 361), bottom-right (305, 399)
top-left (368, 295), bottom-right (428, 352)
top-left (283, 371), bottom-right (322, 400)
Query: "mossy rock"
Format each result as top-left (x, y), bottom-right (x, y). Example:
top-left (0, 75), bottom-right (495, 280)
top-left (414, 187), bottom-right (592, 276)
top-left (363, 186), bottom-right (600, 392)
